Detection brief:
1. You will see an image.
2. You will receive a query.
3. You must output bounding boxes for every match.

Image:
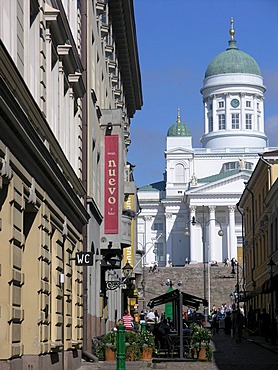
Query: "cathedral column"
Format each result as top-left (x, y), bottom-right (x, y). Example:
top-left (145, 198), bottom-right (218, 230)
top-left (165, 211), bottom-right (176, 265)
top-left (189, 206), bottom-right (197, 262)
top-left (225, 93), bottom-right (231, 130)
top-left (208, 206), bottom-right (216, 262)
top-left (240, 93), bottom-right (245, 130)
top-left (228, 206), bottom-right (236, 259)
top-left (212, 95), bottom-right (217, 131)
top-left (144, 216), bottom-right (153, 266)
top-left (204, 98), bottom-right (209, 133)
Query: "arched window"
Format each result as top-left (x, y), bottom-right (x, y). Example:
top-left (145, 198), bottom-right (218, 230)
top-left (175, 164), bottom-right (185, 183)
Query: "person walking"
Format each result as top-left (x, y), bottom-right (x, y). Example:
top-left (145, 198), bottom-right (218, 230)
top-left (122, 310), bottom-right (134, 331)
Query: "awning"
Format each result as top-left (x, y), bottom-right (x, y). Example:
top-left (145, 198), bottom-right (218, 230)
top-left (147, 289), bottom-right (208, 309)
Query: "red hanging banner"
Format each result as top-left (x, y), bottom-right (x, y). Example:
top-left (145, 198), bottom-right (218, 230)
top-left (104, 135), bottom-right (119, 233)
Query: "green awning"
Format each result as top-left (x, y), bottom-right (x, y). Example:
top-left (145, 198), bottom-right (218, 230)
top-left (164, 286), bottom-right (174, 320)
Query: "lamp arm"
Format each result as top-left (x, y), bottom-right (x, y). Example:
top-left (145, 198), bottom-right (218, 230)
top-left (132, 233), bottom-right (162, 272)
top-left (121, 234), bottom-right (162, 284)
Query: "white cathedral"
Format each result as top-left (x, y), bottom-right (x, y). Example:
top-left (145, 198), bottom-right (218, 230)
top-left (137, 20), bottom-right (276, 268)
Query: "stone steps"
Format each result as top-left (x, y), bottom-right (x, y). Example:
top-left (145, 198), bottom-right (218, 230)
top-left (142, 264), bottom-right (238, 312)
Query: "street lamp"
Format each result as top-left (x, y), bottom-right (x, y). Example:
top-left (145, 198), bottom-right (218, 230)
top-left (231, 258), bottom-right (240, 311)
top-left (185, 215), bottom-right (224, 323)
top-left (267, 257), bottom-right (276, 345)
top-left (105, 261), bottom-right (134, 290)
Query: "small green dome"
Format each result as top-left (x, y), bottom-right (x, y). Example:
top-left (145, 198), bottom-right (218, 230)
top-left (205, 40), bottom-right (261, 78)
top-left (167, 110), bottom-right (191, 137)
top-left (205, 19), bottom-right (261, 78)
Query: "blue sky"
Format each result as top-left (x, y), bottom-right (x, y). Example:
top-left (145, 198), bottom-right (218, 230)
top-left (127, 0), bottom-right (278, 187)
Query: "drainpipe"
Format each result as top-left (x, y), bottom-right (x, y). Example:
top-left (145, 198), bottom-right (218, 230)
top-left (259, 154), bottom-right (273, 186)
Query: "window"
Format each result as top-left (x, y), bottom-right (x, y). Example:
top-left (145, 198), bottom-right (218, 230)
top-left (218, 114), bottom-right (226, 130)
top-left (246, 101), bottom-right (251, 108)
top-left (156, 243), bottom-right (165, 263)
top-left (237, 236), bottom-right (243, 245)
top-left (257, 115), bottom-right (260, 129)
top-left (257, 102), bottom-right (260, 110)
top-left (218, 101), bottom-right (224, 108)
top-left (223, 162), bottom-right (237, 171)
top-left (153, 223), bottom-right (163, 231)
top-left (246, 114), bottom-right (252, 129)
top-left (245, 162), bottom-right (253, 170)
top-left (209, 116), bottom-right (213, 132)
top-left (231, 113), bottom-right (239, 129)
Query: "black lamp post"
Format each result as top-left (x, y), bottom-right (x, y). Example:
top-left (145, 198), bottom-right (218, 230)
top-left (267, 257), bottom-right (276, 345)
top-left (231, 258), bottom-right (240, 311)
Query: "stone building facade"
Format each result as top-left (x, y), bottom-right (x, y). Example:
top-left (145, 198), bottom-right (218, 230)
top-left (0, 1), bottom-right (142, 369)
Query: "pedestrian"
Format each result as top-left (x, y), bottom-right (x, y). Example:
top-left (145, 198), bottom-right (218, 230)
top-left (139, 310), bottom-right (146, 324)
top-left (122, 310), bottom-right (134, 331)
top-left (154, 309), bottom-right (160, 323)
top-left (260, 308), bottom-right (271, 342)
top-left (224, 311), bottom-right (232, 335)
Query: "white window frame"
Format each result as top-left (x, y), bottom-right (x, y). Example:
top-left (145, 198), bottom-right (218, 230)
top-left (231, 113), bottom-right (239, 129)
top-left (246, 114), bottom-right (252, 129)
top-left (218, 114), bottom-right (226, 130)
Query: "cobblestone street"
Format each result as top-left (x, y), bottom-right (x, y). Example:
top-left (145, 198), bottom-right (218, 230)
top-left (79, 331), bottom-right (278, 370)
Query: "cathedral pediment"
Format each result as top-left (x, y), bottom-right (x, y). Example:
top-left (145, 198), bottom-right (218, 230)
top-left (165, 147), bottom-right (194, 154)
top-left (186, 171), bottom-right (251, 195)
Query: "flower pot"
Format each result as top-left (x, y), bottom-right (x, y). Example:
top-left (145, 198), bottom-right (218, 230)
top-left (141, 347), bottom-right (153, 360)
top-left (105, 347), bottom-right (116, 361)
top-left (198, 346), bottom-right (207, 361)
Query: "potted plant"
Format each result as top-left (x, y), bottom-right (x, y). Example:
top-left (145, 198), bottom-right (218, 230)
top-left (96, 331), bottom-right (116, 361)
top-left (190, 323), bottom-right (213, 361)
top-left (125, 331), bottom-right (141, 361)
top-left (139, 331), bottom-right (155, 360)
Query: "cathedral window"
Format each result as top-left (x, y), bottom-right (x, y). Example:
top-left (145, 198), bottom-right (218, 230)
top-left (153, 223), bottom-right (163, 231)
top-left (231, 113), bottom-right (239, 129)
top-left (218, 114), bottom-right (226, 130)
top-left (245, 114), bottom-right (252, 129)
top-left (175, 163), bottom-right (185, 183)
top-left (222, 161), bottom-right (253, 172)
top-left (209, 116), bottom-right (213, 132)
top-left (156, 243), bottom-right (165, 263)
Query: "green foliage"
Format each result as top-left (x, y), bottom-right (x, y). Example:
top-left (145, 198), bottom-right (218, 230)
top-left (125, 330), bottom-right (140, 346)
top-left (95, 331), bottom-right (116, 359)
top-left (139, 330), bottom-right (155, 349)
top-left (190, 323), bottom-right (212, 345)
top-left (125, 344), bottom-right (141, 361)
top-left (190, 323), bottom-right (213, 362)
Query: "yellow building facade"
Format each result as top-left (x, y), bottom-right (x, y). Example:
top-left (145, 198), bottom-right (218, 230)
top-left (239, 151), bottom-right (278, 327)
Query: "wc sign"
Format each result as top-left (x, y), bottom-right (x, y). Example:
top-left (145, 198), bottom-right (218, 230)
top-left (75, 252), bottom-right (93, 266)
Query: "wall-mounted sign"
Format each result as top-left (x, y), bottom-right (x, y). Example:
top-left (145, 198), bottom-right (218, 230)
top-left (104, 135), bottom-right (119, 233)
top-left (75, 252), bottom-right (93, 266)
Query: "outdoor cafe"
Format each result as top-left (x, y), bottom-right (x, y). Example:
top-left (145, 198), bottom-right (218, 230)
top-left (147, 289), bottom-right (208, 360)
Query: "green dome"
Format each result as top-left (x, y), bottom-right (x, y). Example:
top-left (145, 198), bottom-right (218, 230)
top-left (167, 111), bottom-right (191, 137)
top-left (205, 39), bottom-right (261, 78)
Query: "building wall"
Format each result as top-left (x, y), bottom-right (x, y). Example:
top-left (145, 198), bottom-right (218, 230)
top-left (239, 153), bottom-right (278, 319)
top-left (0, 1), bottom-right (88, 369)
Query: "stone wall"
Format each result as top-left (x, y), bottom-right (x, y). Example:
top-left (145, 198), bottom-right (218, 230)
top-left (141, 263), bottom-right (240, 314)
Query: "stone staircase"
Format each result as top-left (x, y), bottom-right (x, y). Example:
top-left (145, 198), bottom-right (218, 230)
top-left (142, 263), bottom-right (239, 312)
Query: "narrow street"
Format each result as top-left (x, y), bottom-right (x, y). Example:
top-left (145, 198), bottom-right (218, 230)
top-left (79, 331), bottom-right (278, 370)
